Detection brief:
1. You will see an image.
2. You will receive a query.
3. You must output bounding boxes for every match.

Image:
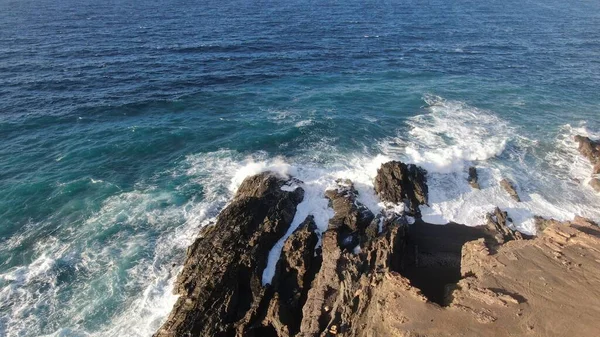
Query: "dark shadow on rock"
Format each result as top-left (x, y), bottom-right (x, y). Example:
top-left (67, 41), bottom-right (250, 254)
top-left (400, 220), bottom-right (497, 306)
top-left (571, 225), bottom-right (600, 239)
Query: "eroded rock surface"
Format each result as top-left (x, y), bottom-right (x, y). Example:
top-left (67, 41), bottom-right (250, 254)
top-left (324, 180), bottom-right (375, 248)
top-left (262, 216), bottom-right (320, 337)
top-left (374, 161), bottom-right (428, 216)
top-left (298, 179), bottom-right (409, 336)
top-left (351, 216), bottom-right (600, 337)
top-left (499, 178), bottom-right (520, 202)
top-left (485, 207), bottom-right (529, 248)
top-left (154, 172), bottom-right (304, 337)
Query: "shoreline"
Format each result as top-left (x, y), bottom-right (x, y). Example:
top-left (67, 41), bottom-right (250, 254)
top-left (154, 141), bottom-right (600, 336)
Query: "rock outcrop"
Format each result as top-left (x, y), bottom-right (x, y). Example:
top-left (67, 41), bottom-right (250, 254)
top-left (262, 216), bottom-right (320, 336)
top-left (373, 161), bottom-right (428, 216)
top-left (574, 135), bottom-right (600, 192)
top-left (154, 172), bottom-right (304, 337)
top-left (499, 178), bottom-right (520, 202)
top-left (343, 215), bottom-right (600, 337)
top-left (156, 165), bottom-right (600, 337)
top-left (298, 179), bottom-right (410, 336)
top-left (324, 180), bottom-right (376, 248)
top-left (468, 166), bottom-right (480, 189)
top-left (297, 211), bottom-right (407, 336)
top-left (485, 207), bottom-right (529, 247)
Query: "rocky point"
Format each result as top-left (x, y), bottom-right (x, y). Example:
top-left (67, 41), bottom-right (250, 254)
top-left (155, 161), bottom-right (600, 337)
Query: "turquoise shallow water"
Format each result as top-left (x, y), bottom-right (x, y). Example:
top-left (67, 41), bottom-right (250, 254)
top-left (1, 0), bottom-right (600, 336)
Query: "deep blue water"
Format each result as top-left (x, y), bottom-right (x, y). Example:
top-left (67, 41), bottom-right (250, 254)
top-left (1, 0), bottom-right (600, 336)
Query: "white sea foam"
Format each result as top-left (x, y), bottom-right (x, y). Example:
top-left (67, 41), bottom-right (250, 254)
top-left (267, 109), bottom-right (297, 122)
top-left (386, 94), bottom-right (510, 173)
top-left (383, 96), bottom-right (600, 234)
top-left (547, 123), bottom-right (600, 188)
top-left (0, 150), bottom-right (254, 337)
top-left (257, 154), bottom-right (392, 285)
top-left (295, 119), bottom-right (313, 128)
top-left (417, 167), bottom-right (578, 235)
top-left (229, 156), bottom-right (296, 193)
top-left (96, 100), bottom-right (600, 334)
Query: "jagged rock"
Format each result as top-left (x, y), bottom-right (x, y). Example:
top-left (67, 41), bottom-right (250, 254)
top-left (154, 172), bottom-right (304, 337)
top-left (374, 161), bottom-right (428, 216)
top-left (534, 215), bottom-right (598, 236)
top-left (325, 180), bottom-right (375, 232)
top-left (499, 178), bottom-right (520, 202)
top-left (468, 166), bottom-right (480, 189)
top-left (156, 172), bottom-right (600, 337)
top-left (297, 208), bottom-right (407, 337)
top-left (262, 216), bottom-right (320, 336)
top-left (574, 135), bottom-right (600, 174)
top-left (485, 207), bottom-right (530, 249)
top-left (574, 135), bottom-right (600, 192)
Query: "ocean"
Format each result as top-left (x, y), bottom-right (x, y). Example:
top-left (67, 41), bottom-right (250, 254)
top-left (1, 0), bottom-right (600, 335)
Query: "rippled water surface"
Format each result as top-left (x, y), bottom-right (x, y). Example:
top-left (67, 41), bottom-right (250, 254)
top-left (1, 0), bottom-right (600, 335)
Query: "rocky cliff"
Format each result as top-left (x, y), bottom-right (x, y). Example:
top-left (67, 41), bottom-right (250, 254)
top-left (155, 160), bottom-right (600, 337)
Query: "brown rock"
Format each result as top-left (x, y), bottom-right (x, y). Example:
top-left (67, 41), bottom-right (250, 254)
top-left (499, 178), bottom-right (520, 202)
top-left (374, 161), bottom-right (428, 216)
top-left (262, 216), bottom-right (320, 336)
top-left (156, 172), bottom-right (600, 337)
top-left (534, 215), bottom-right (563, 233)
top-left (297, 208), bottom-right (408, 337)
top-left (361, 217), bottom-right (600, 337)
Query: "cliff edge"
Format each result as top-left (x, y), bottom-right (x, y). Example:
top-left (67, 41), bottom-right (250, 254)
top-left (155, 162), bottom-right (600, 337)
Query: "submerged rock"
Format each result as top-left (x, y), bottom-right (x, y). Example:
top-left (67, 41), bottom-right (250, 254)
top-left (468, 166), bottom-right (480, 189)
top-left (374, 161), bottom-right (428, 216)
top-left (499, 178), bottom-right (520, 202)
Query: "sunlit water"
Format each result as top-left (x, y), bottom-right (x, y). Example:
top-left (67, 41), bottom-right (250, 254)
top-left (1, 0), bottom-right (599, 335)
